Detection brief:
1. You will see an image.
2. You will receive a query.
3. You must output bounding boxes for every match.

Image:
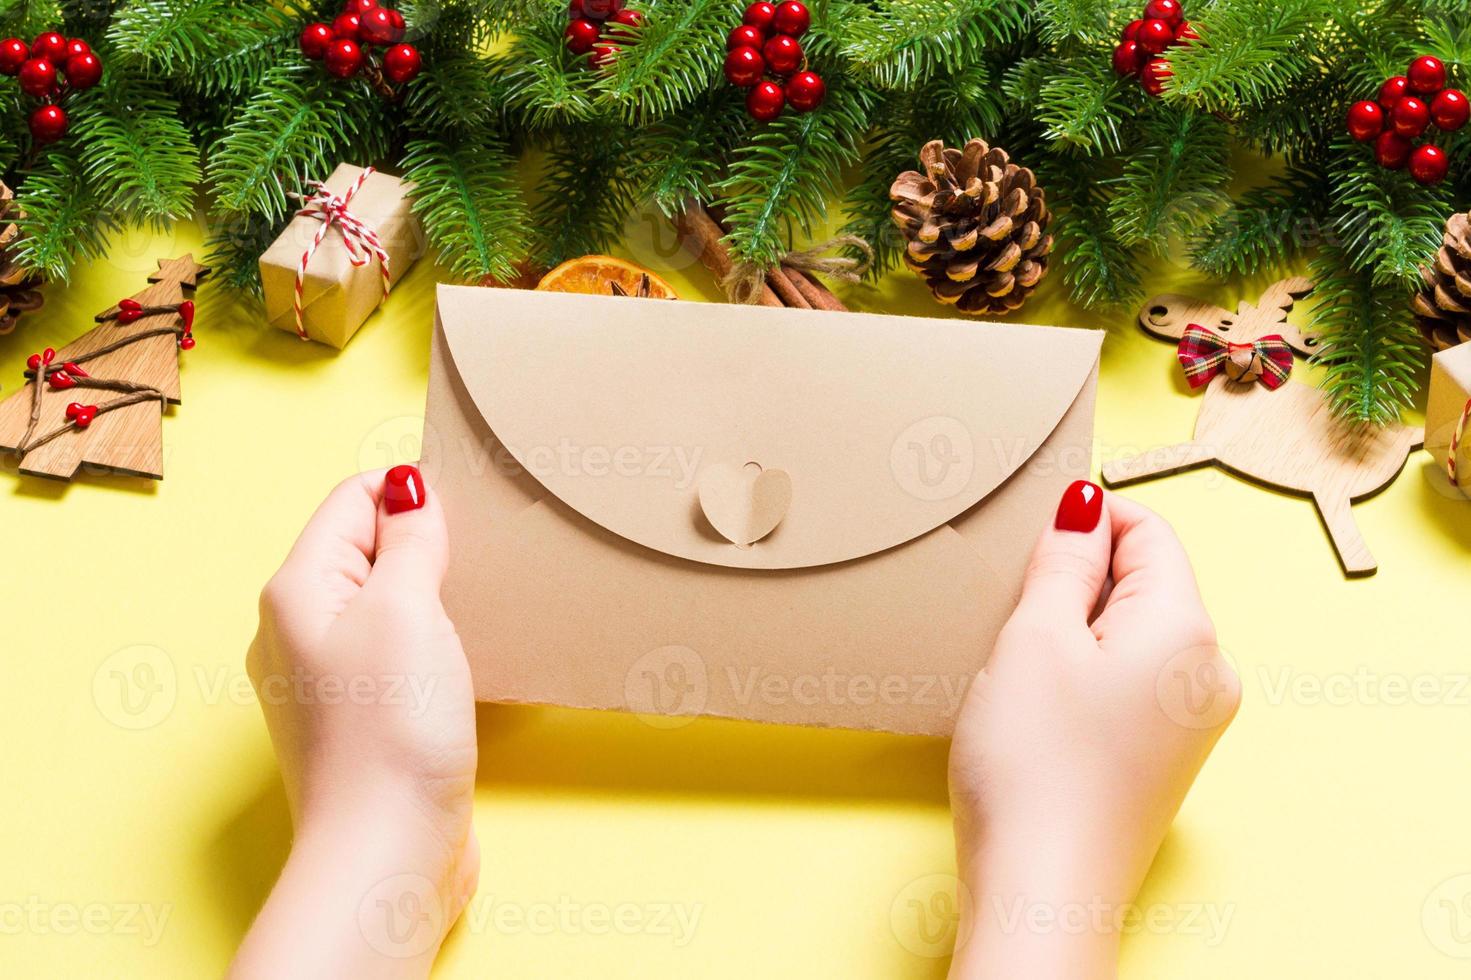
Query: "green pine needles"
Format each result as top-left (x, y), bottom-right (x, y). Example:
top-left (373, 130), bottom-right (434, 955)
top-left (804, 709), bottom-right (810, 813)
top-left (1, 0), bottom-right (1469, 423)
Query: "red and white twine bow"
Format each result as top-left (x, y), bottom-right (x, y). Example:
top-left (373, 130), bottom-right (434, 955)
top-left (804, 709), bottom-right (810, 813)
top-left (290, 166), bottom-right (391, 341)
top-left (1450, 396), bottom-right (1471, 487)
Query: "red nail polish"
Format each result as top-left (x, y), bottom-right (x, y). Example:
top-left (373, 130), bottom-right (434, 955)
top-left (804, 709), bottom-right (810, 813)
top-left (1055, 480), bottom-right (1103, 532)
top-left (384, 464), bottom-right (426, 514)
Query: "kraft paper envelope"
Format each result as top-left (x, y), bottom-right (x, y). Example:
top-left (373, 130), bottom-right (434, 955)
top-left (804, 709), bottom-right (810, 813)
top-left (423, 286), bottom-right (1102, 736)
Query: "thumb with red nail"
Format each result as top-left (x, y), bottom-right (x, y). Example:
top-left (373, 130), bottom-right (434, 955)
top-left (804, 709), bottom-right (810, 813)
top-left (234, 467), bottom-right (477, 977)
top-left (948, 483), bottom-right (1240, 979)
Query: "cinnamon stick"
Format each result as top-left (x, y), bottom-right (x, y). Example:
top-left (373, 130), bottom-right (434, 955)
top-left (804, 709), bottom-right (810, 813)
top-left (765, 265), bottom-right (812, 309)
top-left (673, 201), bottom-right (782, 307)
top-left (784, 266), bottom-right (848, 312)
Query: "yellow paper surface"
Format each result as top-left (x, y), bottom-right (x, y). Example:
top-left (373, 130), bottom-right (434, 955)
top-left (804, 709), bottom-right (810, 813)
top-left (1, 212), bottom-right (1468, 980)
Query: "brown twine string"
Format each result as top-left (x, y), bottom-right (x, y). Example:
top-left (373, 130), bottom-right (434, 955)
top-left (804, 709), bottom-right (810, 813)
top-left (719, 235), bottom-right (875, 305)
top-left (16, 323), bottom-right (187, 457)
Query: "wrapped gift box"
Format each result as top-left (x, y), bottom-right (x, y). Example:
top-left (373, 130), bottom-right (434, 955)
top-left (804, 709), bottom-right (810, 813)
top-left (1427, 341), bottom-right (1471, 499)
top-left (259, 164), bottom-right (424, 349)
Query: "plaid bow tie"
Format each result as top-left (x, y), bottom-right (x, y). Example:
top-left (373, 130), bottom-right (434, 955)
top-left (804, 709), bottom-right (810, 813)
top-left (1177, 324), bottom-right (1294, 390)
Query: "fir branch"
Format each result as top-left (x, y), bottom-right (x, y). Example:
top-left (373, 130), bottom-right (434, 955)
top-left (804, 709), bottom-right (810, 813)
top-left (499, 8), bottom-right (600, 128)
top-left (1033, 56), bottom-right (1130, 155)
top-left (0, 0), bottom-right (60, 39)
top-left (1190, 165), bottom-right (1327, 278)
top-left (206, 62), bottom-right (389, 223)
top-left (628, 87), bottom-right (747, 216)
top-left (1328, 137), bottom-right (1449, 288)
top-left (1164, 0), bottom-right (1326, 109)
top-left (1040, 158), bottom-right (1142, 310)
top-left (1308, 245), bottom-right (1423, 424)
top-left (204, 207), bottom-right (277, 295)
top-left (404, 45), bottom-right (501, 131)
top-left (595, 0), bottom-right (728, 123)
top-left (835, 0), bottom-right (1028, 89)
top-left (531, 121), bottom-right (638, 265)
top-left (402, 127), bottom-right (532, 283)
top-left (71, 69), bottom-right (201, 222)
top-left (12, 141), bottom-right (117, 281)
top-left (716, 81), bottom-right (871, 268)
top-left (840, 125), bottom-right (919, 279)
top-left (1106, 108), bottom-right (1229, 252)
top-left (107, 0), bottom-right (300, 97)
top-left (1033, 0), bottom-right (1116, 46)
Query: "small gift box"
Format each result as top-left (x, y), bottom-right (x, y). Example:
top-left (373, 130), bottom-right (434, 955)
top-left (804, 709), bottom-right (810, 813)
top-left (1427, 341), bottom-right (1471, 498)
top-left (259, 164), bottom-right (424, 349)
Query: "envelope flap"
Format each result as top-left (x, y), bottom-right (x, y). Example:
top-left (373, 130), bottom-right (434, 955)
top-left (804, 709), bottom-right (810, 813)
top-left (437, 287), bottom-right (1102, 570)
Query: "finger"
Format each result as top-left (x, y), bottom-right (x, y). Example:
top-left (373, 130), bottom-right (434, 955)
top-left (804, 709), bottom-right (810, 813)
top-left (1013, 480), bottom-right (1111, 625)
top-left (367, 464), bottom-right (449, 600)
top-left (276, 471), bottom-right (385, 591)
top-left (1093, 495), bottom-right (1211, 636)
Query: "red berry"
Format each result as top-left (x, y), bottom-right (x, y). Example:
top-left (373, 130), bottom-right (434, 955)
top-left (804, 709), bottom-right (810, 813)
top-left (1141, 57), bottom-right (1172, 96)
top-left (1174, 21), bottom-right (1198, 45)
top-left (1378, 75), bottom-right (1409, 110)
top-left (1391, 95), bottom-right (1430, 138)
top-left (387, 9), bottom-right (406, 39)
top-left (1143, 0), bottom-right (1184, 26)
top-left (1432, 88), bottom-right (1470, 131)
top-left (785, 69), bottom-right (825, 111)
top-left (1122, 19), bottom-right (1143, 41)
top-left (64, 38), bottom-right (90, 60)
top-left (1137, 18), bottom-right (1175, 55)
top-left (729, 25), bottom-right (764, 50)
top-left (590, 41), bottom-right (620, 69)
top-left (359, 7), bottom-right (396, 45)
top-left (723, 45), bottom-right (764, 87)
top-left (18, 58), bottom-right (55, 97)
top-left (1345, 100), bottom-right (1385, 141)
top-left (584, 0), bottom-right (618, 18)
top-left (1112, 40), bottom-right (1144, 76)
top-left (744, 2), bottom-right (777, 30)
top-left (0, 38), bottom-right (28, 75)
top-left (345, 0), bottom-right (379, 11)
top-left (31, 32), bottom-right (66, 62)
top-left (569, 0), bottom-right (584, 15)
top-left (28, 103), bottom-right (66, 144)
top-left (63, 51), bottom-right (101, 89)
top-left (324, 38), bottom-right (364, 77)
top-left (383, 42), bottom-right (422, 83)
top-left (609, 8), bottom-right (642, 29)
top-left (747, 79), bottom-right (784, 120)
top-left (1410, 143), bottom-right (1449, 185)
top-left (565, 18), bottom-right (601, 54)
top-left (1408, 55), bottom-right (1447, 95)
top-left (300, 23), bottom-right (335, 59)
top-left (1375, 130), bottom-right (1412, 169)
top-left (763, 33), bottom-right (801, 75)
top-left (773, 1), bottom-right (810, 37)
top-left (331, 12), bottom-right (361, 40)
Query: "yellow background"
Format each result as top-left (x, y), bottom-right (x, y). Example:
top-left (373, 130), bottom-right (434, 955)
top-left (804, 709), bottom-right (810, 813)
top-left (3, 201), bottom-right (1471, 978)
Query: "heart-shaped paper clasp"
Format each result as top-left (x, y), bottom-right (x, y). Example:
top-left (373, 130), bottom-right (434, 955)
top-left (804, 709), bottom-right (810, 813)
top-left (697, 461), bottom-right (793, 548)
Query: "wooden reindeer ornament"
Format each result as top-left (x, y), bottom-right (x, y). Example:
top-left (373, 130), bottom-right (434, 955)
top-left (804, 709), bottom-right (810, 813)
top-left (0, 254), bottom-right (207, 480)
top-left (1102, 277), bottom-right (1423, 576)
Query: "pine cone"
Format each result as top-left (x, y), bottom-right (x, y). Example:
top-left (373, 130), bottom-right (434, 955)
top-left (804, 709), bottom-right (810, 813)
top-left (889, 138), bottom-right (1052, 316)
top-left (0, 181), bottom-right (43, 336)
top-left (1413, 210), bottom-right (1471, 351)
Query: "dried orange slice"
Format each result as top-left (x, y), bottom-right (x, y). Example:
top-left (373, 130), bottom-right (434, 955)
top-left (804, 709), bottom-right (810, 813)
top-left (534, 255), bottom-right (678, 299)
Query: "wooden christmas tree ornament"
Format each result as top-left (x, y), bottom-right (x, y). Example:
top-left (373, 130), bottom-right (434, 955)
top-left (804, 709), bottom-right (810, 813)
top-left (0, 254), bottom-right (208, 481)
top-left (1102, 278), bottom-right (1424, 576)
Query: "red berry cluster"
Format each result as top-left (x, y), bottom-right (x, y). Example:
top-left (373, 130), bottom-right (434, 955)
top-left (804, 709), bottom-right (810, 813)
top-left (0, 32), bottom-right (102, 145)
top-left (565, 0), bottom-right (643, 70)
top-left (300, 0), bottom-right (421, 88)
top-left (1347, 56), bottom-right (1465, 186)
top-left (1111, 0), bottom-right (1196, 97)
top-left (724, 2), bottom-right (825, 121)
